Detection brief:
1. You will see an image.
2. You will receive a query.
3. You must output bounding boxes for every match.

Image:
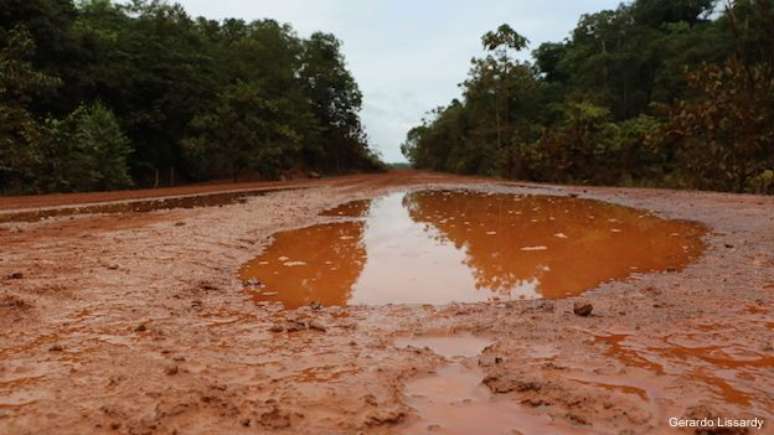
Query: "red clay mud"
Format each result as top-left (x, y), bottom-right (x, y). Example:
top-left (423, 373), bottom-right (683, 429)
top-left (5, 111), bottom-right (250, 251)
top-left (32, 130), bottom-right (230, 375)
top-left (0, 171), bottom-right (772, 434)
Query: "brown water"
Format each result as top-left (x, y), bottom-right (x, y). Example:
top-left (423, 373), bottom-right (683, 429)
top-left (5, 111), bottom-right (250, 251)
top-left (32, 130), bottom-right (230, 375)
top-left (395, 334), bottom-right (493, 358)
top-left (240, 190), bottom-right (704, 308)
top-left (397, 335), bottom-right (588, 434)
top-left (594, 332), bottom-right (774, 411)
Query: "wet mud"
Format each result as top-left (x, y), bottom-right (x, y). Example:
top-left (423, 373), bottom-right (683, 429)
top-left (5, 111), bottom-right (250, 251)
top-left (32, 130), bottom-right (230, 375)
top-left (0, 171), bottom-right (771, 434)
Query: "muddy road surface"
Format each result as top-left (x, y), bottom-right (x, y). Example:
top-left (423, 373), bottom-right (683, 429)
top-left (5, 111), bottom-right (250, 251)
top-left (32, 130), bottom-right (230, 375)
top-left (1, 171), bottom-right (772, 434)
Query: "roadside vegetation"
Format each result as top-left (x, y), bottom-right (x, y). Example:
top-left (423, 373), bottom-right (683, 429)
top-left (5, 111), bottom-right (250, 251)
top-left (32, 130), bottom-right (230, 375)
top-left (401, 0), bottom-right (774, 194)
top-left (0, 0), bottom-right (383, 194)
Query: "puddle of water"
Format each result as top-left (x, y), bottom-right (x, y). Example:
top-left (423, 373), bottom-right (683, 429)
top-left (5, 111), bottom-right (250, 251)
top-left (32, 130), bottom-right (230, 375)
top-left (319, 199), bottom-right (371, 218)
top-left (403, 363), bottom-right (559, 435)
top-left (594, 333), bottom-right (773, 409)
top-left (241, 190), bottom-right (705, 308)
top-left (0, 187), bottom-right (297, 223)
top-left (395, 334), bottom-right (493, 358)
top-left (399, 335), bottom-right (586, 435)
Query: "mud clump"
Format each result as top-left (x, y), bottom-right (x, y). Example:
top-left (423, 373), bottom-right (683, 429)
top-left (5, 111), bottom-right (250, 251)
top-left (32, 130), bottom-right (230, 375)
top-left (5, 272), bottom-right (24, 280)
top-left (364, 408), bottom-right (406, 427)
top-left (195, 280), bottom-right (220, 293)
top-left (573, 302), bottom-right (594, 317)
top-left (483, 373), bottom-right (543, 394)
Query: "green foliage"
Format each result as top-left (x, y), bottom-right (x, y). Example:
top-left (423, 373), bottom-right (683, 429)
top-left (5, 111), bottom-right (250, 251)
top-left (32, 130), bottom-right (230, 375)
top-left (661, 60), bottom-right (774, 192)
top-left (404, 1), bottom-right (773, 194)
top-left (38, 102), bottom-right (133, 192)
top-left (0, 26), bottom-right (61, 191)
top-left (482, 24), bottom-right (529, 52)
top-left (183, 81), bottom-right (301, 181)
top-left (0, 0), bottom-right (381, 193)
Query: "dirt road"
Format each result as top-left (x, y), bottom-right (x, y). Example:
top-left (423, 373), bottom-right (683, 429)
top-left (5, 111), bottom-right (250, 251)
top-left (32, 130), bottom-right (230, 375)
top-left (1, 172), bottom-right (772, 434)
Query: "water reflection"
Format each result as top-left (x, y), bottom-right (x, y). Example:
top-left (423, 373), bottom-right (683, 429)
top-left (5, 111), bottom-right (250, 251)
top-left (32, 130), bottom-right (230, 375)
top-left (240, 221), bottom-right (367, 307)
top-left (240, 190), bottom-right (704, 308)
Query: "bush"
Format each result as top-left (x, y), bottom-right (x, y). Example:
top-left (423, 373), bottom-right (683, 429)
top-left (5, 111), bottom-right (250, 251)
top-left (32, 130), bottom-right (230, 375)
top-left (37, 102), bottom-right (133, 192)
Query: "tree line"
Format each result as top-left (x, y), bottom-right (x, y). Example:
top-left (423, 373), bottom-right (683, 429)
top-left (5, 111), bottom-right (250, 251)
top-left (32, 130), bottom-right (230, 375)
top-left (401, 0), bottom-right (773, 194)
top-left (0, 0), bottom-right (384, 194)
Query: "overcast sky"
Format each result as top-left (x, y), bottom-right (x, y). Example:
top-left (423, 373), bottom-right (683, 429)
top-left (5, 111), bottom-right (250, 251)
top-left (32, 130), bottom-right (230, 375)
top-left (173, 0), bottom-right (621, 162)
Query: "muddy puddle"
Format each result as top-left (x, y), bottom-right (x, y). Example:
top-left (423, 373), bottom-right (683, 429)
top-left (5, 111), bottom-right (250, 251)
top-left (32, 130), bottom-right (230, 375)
top-left (397, 335), bottom-right (586, 434)
top-left (592, 331), bottom-right (774, 415)
top-left (241, 190), bottom-right (705, 308)
top-left (0, 187), bottom-right (298, 223)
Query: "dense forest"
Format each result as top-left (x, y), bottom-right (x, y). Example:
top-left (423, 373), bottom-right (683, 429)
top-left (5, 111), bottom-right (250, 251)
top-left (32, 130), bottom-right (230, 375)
top-left (402, 0), bottom-right (774, 194)
top-left (0, 0), bottom-right (383, 193)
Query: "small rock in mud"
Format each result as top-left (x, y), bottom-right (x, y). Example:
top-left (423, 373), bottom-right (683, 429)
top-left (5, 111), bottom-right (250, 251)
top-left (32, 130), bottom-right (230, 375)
top-left (6, 272), bottom-right (24, 280)
top-left (174, 221), bottom-right (186, 227)
top-left (198, 281), bottom-right (219, 292)
top-left (134, 323), bottom-right (147, 332)
top-left (308, 320), bottom-right (327, 332)
top-left (106, 264), bottom-right (119, 270)
top-left (309, 301), bottom-right (322, 311)
top-left (48, 344), bottom-right (64, 352)
top-left (573, 302), bottom-right (593, 317)
top-left (268, 324), bottom-right (285, 333)
top-left (165, 365), bottom-right (179, 376)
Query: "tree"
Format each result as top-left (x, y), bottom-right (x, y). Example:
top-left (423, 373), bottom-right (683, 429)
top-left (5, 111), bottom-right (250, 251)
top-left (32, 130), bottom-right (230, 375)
top-left (0, 26), bottom-right (61, 191)
top-left (37, 102), bottom-right (133, 192)
top-left (631, 0), bottom-right (717, 26)
top-left (299, 32), bottom-right (367, 172)
top-left (183, 81), bottom-right (301, 181)
top-left (1, 0), bottom-right (381, 194)
top-left (404, 1), bottom-right (771, 193)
